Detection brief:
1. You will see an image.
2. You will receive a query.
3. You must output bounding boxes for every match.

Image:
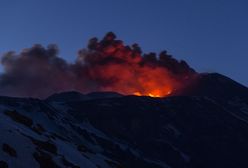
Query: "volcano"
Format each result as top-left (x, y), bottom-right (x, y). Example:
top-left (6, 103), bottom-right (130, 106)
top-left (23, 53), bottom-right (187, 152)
top-left (0, 72), bottom-right (248, 168)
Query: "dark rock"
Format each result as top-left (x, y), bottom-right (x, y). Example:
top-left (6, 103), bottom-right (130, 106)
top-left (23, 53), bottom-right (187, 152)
top-left (4, 110), bottom-right (33, 128)
top-left (0, 161), bottom-right (8, 168)
top-left (2, 144), bottom-right (17, 157)
top-left (33, 150), bottom-right (59, 168)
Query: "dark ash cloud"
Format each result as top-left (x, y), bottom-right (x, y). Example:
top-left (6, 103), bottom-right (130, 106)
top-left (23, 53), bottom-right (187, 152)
top-left (0, 32), bottom-right (197, 98)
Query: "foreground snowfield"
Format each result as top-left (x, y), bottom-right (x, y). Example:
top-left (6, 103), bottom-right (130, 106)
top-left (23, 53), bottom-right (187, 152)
top-left (0, 94), bottom-right (173, 168)
top-left (0, 98), bottom-right (109, 168)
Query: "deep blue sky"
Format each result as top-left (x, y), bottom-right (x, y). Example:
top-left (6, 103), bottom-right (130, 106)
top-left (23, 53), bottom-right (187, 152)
top-left (0, 0), bottom-right (247, 86)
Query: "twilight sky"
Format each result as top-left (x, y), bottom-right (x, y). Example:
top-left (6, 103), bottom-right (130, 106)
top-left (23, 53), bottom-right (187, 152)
top-left (0, 0), bottom-right (247, 86)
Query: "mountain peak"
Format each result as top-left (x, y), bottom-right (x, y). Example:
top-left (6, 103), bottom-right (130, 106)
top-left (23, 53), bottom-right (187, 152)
top-left (174, 73), bottom-right (248, 99)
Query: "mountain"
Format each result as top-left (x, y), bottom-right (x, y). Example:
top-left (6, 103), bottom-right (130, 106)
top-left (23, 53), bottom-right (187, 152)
top-left (174, 73), bottom-right (248, 99)
top-left (0, 73), bottom-right (248, 168)
top-left (46, 91), bottom-right (122, 102)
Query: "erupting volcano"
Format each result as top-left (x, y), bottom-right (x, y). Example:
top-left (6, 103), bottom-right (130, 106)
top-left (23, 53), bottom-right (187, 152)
top-left (0, 32), bottom-right (197, 98)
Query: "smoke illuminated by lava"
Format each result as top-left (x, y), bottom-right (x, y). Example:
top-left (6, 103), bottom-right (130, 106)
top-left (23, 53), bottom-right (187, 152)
top-left (0, 32), bottom-right (197, 98)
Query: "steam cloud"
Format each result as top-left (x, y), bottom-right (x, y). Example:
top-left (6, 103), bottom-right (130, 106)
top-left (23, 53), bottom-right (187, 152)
top-left (0, 32), bottom-right (197, 98)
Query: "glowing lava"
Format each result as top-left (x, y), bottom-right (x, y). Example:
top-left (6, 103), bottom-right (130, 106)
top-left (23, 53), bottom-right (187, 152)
top-left (148, 93), bottom-right (161, 98)
top-left (134, 89), bottom-right (172, 97)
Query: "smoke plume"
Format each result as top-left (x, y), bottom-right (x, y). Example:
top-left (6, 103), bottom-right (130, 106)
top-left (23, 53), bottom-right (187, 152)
top-left (0, 32), bottom-right (197, 98)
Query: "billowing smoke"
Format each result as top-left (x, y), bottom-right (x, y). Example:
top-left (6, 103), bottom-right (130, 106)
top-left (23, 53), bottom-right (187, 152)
top-left (0, 32), bottom-right (197, 98)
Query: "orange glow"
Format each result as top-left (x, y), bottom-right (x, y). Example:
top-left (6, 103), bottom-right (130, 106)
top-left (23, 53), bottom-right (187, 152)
top-left (83, 32), bottom-right (196, 98)
top-left (148, 93), bottom-right (160, 97)
top-left (96, 65), bottom-right (178, 97)
top-left (133, 88), bottom-right (172, 97)
top-left (134, 92), bottom-right (142, 96)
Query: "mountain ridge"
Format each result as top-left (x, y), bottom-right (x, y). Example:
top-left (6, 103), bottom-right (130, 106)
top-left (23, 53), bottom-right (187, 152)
top-left (0, 73), bottom-right (248, 168)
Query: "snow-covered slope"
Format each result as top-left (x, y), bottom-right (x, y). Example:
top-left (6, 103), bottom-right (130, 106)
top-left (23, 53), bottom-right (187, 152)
top-left (0, 97), bottom-right (111, 168)
top-left (0, 96), bottom-right (167, 168)
top-left (0, 73), bottom-right (248, 168)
